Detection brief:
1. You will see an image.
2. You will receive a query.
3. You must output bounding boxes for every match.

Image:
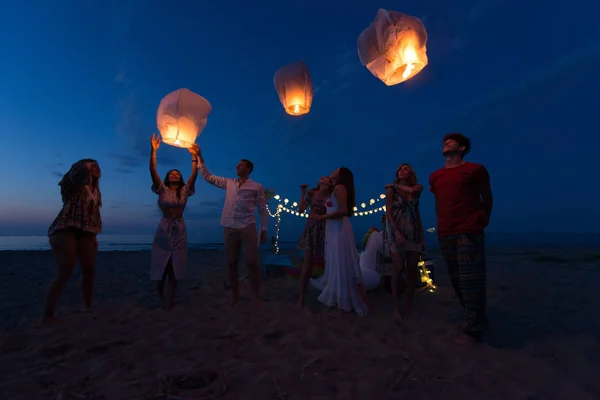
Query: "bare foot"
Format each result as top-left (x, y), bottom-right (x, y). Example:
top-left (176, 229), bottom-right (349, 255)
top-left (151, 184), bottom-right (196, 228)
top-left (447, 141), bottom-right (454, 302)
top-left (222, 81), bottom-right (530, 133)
top-left (453, 330), bottom-right (483, 345)
top-left (393, 311), bottom-right (403, 325)
top-left (253, 299), bottom-right (262, 308)
top-left (40, 316), bottom-right (63, 327)
top-left (296, 300), bottom-right (305, 309)
top-left (228, 298), bottom-right (238, 307)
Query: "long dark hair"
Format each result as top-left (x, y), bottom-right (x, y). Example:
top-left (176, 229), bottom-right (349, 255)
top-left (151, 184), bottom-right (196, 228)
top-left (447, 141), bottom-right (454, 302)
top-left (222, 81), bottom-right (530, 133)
top-left (158, 169), bottom-right (184, 210)
top-left (336, 167), bottom-right (356, 217)
top-left (59, 159), bottom-right (101, 203)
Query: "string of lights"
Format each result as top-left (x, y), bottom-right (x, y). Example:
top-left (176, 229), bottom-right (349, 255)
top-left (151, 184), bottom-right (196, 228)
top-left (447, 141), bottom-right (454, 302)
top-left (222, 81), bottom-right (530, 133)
top-left (266, 195), bottom-right (437, 291)
top-left (269, 192), bottom-right (388, 218)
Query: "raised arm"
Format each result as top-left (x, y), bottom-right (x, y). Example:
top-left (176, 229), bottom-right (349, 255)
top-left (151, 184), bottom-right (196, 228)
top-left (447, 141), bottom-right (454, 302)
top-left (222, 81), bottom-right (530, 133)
top-left (197, 148), bottom-right (228, 189)
top-left (149, 134), bottom-right (162, 189)
top-left (298, 185), bottom-right (311, 213)
top-left (257, 184), bottom-right (269, 232)
top-left (186, 144), bottom-right (200, 192)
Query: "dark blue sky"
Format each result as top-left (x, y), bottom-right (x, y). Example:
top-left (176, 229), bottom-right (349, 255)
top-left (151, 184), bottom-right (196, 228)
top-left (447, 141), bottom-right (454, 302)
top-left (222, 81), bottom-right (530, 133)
top-left (1, 0), bottom-right (598, 241)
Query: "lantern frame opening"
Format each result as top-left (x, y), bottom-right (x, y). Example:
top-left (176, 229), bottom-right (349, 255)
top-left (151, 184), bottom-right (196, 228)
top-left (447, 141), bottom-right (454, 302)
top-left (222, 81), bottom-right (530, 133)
top-left (156, 88), bottom-right (212, 149)
top-left (274, 60), bottom-right (313, 116)
top-left (358, 9), bottom-right (429, 86)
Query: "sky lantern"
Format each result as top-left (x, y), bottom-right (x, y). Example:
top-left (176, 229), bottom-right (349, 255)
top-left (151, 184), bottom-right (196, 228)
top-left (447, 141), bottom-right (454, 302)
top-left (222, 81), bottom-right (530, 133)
top-left (357, 9), bottom-right (428, 86)
top-left (156, 88), bottom-right (212, 149)
top-left (274, 60), bottom-right (313, 116)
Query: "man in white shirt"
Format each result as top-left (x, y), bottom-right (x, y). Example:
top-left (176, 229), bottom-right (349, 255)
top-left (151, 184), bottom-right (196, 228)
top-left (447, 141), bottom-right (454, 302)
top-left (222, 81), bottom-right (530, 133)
top-left (197, 149), bottom-right (268, 306)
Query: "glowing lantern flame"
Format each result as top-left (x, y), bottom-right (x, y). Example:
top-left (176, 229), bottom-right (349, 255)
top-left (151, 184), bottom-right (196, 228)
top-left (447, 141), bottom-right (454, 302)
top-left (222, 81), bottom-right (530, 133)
top-left (357, 9), bottom-right (428, 86)
top-left (156, 88), bottom-right (212, 149)
top-left (274, 60), bottom-right (313, 116)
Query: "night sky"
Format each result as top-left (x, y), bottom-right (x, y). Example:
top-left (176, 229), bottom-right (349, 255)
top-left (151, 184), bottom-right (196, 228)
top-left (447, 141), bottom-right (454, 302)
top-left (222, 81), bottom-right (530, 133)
top-left (1, 0), bottom-right (598, 241)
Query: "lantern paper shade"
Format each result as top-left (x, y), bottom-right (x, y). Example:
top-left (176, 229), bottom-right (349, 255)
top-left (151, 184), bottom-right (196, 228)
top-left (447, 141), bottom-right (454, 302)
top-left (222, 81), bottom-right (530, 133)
top-left (357, 9), bottom-right (428, 86)
top-left (274, 60), bottom-right (313, 116)
top-left (156, 88), bottom-right (212, 149)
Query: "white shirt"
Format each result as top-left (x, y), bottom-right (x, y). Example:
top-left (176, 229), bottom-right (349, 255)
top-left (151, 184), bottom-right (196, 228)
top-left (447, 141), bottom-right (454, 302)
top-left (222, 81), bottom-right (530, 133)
top-left (199, 163), bottom-right (268, 231)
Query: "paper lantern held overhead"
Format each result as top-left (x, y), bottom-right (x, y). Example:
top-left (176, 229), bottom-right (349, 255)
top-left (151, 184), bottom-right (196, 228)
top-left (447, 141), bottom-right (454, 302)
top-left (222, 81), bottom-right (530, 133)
top-left (357, 9), bottom-right (428, 86)
top-left (274, 60), bottom-right (313, 116)
top-left (156, 88), bottom-right (212, 149)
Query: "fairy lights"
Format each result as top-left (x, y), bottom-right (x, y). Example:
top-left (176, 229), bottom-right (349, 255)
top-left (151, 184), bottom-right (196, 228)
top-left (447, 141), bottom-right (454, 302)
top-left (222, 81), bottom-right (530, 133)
top-left (270, 192), bottom-right (387, 218)
top-left (265, 191), bottom-right (436, 254)
top-left (418, 260), bottom-right (437, 292)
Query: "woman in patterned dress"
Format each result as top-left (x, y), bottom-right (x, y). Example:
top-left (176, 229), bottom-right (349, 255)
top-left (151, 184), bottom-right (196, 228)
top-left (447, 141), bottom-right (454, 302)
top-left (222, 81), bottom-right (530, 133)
top-left (296, 176), bottom-right (332, 307)
top-left (385, 163), bottom-right (426, 323)
top-left (149, 134), bottom-right (199, 310)
top-left (43, 159), bottom-right (102, 323)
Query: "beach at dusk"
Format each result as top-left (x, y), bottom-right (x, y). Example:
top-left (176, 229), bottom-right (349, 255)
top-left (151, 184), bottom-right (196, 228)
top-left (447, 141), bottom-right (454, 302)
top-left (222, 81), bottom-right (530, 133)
top-left (2, 0), bottom-right (600, 399)
top-left (1, 246), bottom-right (600, 399)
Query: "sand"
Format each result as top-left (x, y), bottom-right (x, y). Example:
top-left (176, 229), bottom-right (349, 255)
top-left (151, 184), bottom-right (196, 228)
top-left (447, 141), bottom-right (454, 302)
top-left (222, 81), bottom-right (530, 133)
top-left (1, 247), bottom-right (600, 399)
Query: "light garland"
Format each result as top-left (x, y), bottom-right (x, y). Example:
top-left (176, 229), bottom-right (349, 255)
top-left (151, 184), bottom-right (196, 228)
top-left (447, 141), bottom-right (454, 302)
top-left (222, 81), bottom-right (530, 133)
top-left (418, 260), bottom-right (437, 292)
top-left (265, 191), bottom-right (436, 256)
top-left (269, 192), bottom-right (388, 218)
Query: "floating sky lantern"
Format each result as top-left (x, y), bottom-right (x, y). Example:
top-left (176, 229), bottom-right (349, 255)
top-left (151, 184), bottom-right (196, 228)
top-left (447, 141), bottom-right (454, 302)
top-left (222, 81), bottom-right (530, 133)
top-left (357, 9), bottom-right (428, 86)
top-left (156, 88), bottom-right (212, 149)
top-left (274, 60), bottom-right (313, 116)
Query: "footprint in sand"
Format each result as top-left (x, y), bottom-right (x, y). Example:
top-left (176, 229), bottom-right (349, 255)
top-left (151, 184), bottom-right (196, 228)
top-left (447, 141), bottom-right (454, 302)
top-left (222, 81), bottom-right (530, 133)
top-left (39, 343), bottom-right (71, 358)
top-left (86, 339), bottom-right (134, 355)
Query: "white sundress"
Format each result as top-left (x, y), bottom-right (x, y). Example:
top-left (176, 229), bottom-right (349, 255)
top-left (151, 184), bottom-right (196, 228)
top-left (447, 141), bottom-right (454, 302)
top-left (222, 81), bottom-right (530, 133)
top-left (312, 194), bottom-right (368, 315)
top-left (150, 182), bottom-right (195, 280)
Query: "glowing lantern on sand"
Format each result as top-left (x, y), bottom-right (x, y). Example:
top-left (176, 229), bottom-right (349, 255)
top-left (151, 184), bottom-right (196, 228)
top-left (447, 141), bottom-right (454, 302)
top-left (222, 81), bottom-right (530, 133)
top-left (274, 61), bottom-right (313, 116)
top-left (156, 88), bottom-right (212, 148)
top-left (357, 9), bottom-right (428, 86)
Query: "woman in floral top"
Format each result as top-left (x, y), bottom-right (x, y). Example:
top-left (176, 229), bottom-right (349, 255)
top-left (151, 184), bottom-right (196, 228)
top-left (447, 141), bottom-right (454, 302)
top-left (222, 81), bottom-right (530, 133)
top-left (385, 163), bottom-right (426, 324)
top-left (296, 176), bottom-right (332, 308)
top-left (43, 159), bottom-right (102, 322)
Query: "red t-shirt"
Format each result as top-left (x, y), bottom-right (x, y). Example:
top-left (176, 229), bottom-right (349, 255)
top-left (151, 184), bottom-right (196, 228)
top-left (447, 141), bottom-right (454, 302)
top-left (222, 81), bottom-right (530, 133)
top-left (429, 162), bottom-right (490, 238)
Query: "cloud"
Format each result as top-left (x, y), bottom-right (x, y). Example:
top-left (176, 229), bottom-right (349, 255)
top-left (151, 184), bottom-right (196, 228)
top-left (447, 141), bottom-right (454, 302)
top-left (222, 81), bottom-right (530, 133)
top-left (467, 0), bottom-right (505, 23)
top-left (114, 167), bottom-right (134, 174)
top-left (314, 48), bottom-right (361, 95)
top-left (110, 1), bottom-right (182, 170)
top-left (48, 159), bottom-right (67, 178)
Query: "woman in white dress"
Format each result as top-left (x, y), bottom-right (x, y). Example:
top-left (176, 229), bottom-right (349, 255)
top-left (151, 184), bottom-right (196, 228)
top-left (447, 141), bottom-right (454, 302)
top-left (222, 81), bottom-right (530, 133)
top-left (311, 167), bottom-right (368, 315)
top-left (149, 134), bottom-right (199, 310)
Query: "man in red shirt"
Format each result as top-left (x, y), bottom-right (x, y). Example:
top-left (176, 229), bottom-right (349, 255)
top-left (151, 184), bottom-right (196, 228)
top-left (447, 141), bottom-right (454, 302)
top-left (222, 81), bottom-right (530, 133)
top-left (429, 133), bottom-right (493, 341)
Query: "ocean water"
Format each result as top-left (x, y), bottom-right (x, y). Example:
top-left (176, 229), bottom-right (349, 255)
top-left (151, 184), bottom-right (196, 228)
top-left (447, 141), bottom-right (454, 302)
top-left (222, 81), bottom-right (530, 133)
top-left (0, 233), bottom-right (598, 251)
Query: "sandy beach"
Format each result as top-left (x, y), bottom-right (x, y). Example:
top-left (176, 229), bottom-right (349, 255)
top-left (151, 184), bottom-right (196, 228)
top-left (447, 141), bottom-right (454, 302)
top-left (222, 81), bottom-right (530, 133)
top-left (1, 247), bottom-right (600, 399)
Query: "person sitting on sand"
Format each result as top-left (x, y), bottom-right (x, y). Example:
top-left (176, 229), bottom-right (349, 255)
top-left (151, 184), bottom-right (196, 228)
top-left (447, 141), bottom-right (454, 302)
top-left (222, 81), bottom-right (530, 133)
top-left (429, 132), bottom-right (493, 342)
top-left (385, 163), bottom-right (426, 324)
top-left (296, 176), bottom-right (332, 307)
top-left (43, 159), bottom-right (102, 322)
top-left (310, 167), bottom-right (368, 315)
top-left (149, 134), bottom-right (199, 310)
top-left (196, 147), bottom-right (268, 307)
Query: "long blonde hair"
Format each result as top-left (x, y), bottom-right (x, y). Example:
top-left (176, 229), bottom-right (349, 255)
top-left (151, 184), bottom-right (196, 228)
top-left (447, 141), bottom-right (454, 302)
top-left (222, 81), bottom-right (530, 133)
top-left (394, 163), bottom-right (418, 186)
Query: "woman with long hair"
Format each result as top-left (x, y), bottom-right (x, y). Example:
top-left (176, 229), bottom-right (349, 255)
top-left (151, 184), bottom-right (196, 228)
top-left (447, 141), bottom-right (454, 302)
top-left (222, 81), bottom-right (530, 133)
top-left (149, 134), bottom-right (199, 310)
top-left (43, 159), bottom-right (102, 323)
top-left (311, 167), bottom-right (368, 315)
top-left (296, 176), bottom-right (332, 307)
top-left (385, 163), bottom-right (426, 323)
